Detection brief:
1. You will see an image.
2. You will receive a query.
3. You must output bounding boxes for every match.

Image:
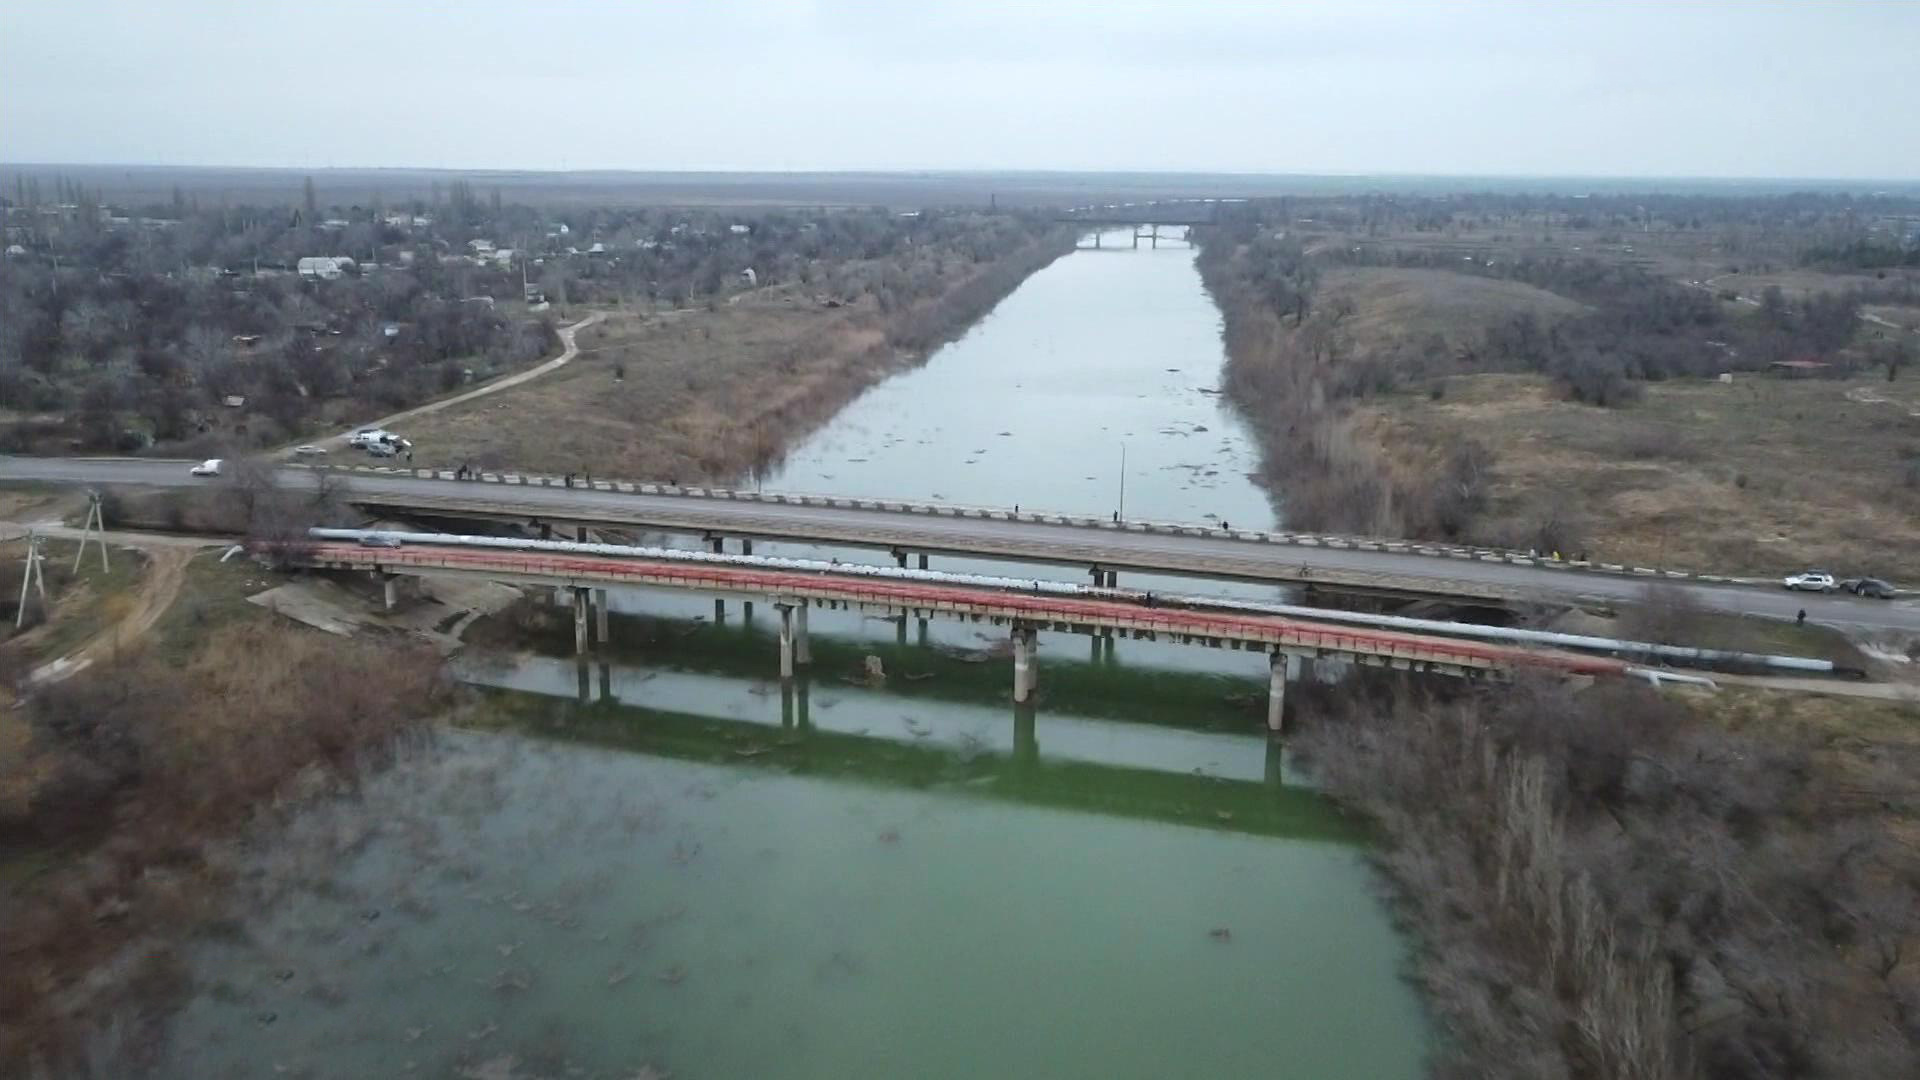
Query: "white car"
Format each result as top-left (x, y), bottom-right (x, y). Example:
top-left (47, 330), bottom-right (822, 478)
top-left (189, 458), bottom-right (223, 477)
top-left (1783, 570), bottom-right (1837, 593)
top-left (292, 444), bottom-right (328, 457)
top-left (348, 429), bottom-right (391, 448)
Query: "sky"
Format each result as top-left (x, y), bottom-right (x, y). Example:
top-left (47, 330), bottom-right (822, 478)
top-left (1, 0), bottom-right (1915, 179)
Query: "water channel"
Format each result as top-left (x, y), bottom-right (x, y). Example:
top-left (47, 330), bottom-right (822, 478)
top-left (156, 231), bottom-right (1429, 1078)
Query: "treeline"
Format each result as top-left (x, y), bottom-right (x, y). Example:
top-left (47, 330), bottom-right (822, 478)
top-left (1300, 676), bottom-right (1920, 1079)
top-left (1326, 245), bottom-right (1911, 406)
top-left (0, 180), bottom-right (1061, 454)
top-left (1197, 214), bottom-right (1491, 539)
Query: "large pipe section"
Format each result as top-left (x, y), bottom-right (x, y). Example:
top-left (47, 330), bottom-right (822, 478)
top-left (307, 529), bottom-right (1837, 676)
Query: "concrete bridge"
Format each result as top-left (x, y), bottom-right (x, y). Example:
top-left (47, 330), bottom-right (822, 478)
top-left (7, 456), bottom-right (1912, 632)
top-left (298, 535), bottom-right (1629, 732)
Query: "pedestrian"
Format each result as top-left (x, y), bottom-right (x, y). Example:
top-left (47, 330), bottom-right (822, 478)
top-left (1222, 519), bottom-right (1230, 531)
top-left (1112, 511), bottom-right (1118, 523)
top-left (1013, 503), bottom-right (1019, 514)
top-left (1796, 609), bottom-right (1807, 626)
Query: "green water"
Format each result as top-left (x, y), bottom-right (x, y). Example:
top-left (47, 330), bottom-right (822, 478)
top-left (154, 231), bottom-right (1429, 1078)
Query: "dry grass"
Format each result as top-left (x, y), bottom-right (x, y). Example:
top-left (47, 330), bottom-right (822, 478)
top-left (398, 239), bottom-right (1067, 484)
top-left (0, 622), bottom-right (445, 1072)
top-left (1360, 372), bottom-right (1920, 579)
top-left (1300, 676), bottom-right (1920, 1079)
top-left (1318, 266), bottom-right (1588, 355)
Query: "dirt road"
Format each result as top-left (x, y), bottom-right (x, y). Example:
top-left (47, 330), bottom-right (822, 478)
top-left (281, 311), bottom-right (607, 456)
top-left (2, 521), bottom-right (221, 685)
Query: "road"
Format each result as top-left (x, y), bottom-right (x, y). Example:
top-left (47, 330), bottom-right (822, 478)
top-left (277, 311), bottom-right (606, 455)
top-left (9, 455), bottom-right (1920, 633)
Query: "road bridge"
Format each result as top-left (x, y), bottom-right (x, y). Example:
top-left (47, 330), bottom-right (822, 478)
top-left (299, 537), bottom-right (1628, 731)
top-left (6, 456), bottom-right (1916, 632)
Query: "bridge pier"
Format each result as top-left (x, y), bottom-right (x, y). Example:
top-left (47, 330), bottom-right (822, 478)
top-left (383, 574), bottom-right (400, 611)
top-left (1012, 625), bottom-right (1039, 703)
top-left (918, 553), bottom-right (928, 571)
top-left (594, 588), bottom-right (609, 646)
top-left (776, 602), bottom-right (797, 679)
top-left (794, 601), bottom-right (811, 665)
top-left (709, 537), bottom-right (726, 623)
top-left (574, 587), bottom-right (591, 655)
top-left (894, 549), bottom-right (908, 569)
top-left (1267, 650), bottom-right (1291, 733)
top-left (1013, 700), bottom-right (1039, 768)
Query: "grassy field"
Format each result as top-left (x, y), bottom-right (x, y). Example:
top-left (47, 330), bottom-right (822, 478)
top-left (0, 539), bottom-right (148, 668)
top-left (397, 292), bottom-right (891, 481)
top-left (1318, 266), bottom-right (1588, 353)
top-left (1362, 371), bottom-right (1920, 580)
top-left (398, 239), bottom-right (1066, 483)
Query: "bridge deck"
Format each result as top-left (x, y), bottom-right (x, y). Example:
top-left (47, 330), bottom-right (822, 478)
top-left (306, 542), bottom-right (1626, 677)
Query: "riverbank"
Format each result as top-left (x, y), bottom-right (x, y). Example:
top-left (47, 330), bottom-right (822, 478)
top-left (396, 233), bottom-right (1074, 484)
top-left (1195, 215), bottom-right (1920, 1076)
top-left (0, 552), bottom-right (446, 1073)
top-left (1292, 675), bottom-right (1920, 1078)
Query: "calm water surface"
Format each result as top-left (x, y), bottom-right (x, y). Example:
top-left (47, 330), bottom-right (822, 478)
top-left (157, 232), bottom-right (1428, 1079)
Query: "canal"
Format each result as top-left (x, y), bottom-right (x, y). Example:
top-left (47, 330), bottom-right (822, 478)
top-left (154, 231), bottom-right (1429, 1078)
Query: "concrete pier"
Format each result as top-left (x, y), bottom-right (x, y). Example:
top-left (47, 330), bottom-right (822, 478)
top-left (383, 575), bottom-right (400, 611)
top-left (918, 553), bottom-right (929, 570)
top-left (574, 587), bottom-right (591, 655)
top-left (1012, 625), bottom-right (1039, 703)
top-left (1267, 650), bottom-right (1291, 732)
top-left (794, 602), bottom-right (811, 665)
top-left (1013, 701), bottom-right (1039, 768)
top-left (777, 603), bottom-right (796, 679)
top-left (594, 588), bottom-right (609, 646)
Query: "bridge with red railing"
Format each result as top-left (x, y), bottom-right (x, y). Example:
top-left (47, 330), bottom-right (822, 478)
top-left (299, 540), bottom-right (1627, 732)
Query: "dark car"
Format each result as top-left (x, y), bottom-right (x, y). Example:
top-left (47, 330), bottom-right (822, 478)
top-left (357, 534), bottom-right (404, 549)
top-left (1842, 577), bottom-right (1897, 599)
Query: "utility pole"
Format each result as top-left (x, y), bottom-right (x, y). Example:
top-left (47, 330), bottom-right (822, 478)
top-left (73, 490), bottom-right (109, 573)
top-left (1117, 442), bottom-right (1127, 522)
top-left (16, 531), bottom-right (48, 629)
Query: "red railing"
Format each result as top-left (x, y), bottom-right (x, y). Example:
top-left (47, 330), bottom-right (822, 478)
top-left (308, 543), bottom-right (1627, 676)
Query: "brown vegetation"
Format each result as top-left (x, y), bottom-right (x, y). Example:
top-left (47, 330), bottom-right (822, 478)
top-left (1299, 677), bottom-right (1920, 1079)
top-left (401, 234), bottom-right (1071, 483)
top-left (0, 622), bottom-right (446, 1073)
top-left (1198, 229), bottom-right (1495, 538)
top-left (1360, 372), bottom-right (1920, 579)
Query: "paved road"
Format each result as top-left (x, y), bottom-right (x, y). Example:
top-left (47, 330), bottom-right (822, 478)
top-left (7, 455), bottom-right (1919, 632)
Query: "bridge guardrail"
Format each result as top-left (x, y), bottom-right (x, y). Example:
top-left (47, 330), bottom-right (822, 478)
top-left (292, 462), bottom-right (1780, 593)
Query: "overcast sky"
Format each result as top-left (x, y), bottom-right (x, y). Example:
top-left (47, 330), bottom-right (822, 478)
top-left (2, 0), bottom-right (1914, 178)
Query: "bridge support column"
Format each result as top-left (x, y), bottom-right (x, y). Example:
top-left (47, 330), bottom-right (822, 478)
top-left (576, 526), bottom-right (588, 543)
top-left (1012, 626), bottom-right (1038, 703)
top-left (742, 539), bottom-right (752, 556)
top-left (918, 553), bottom-right (928, 571)
top-left (1013, 700), bottom-right (1038, 769)
top-left (594, 588), bottom-right (609, 647)
top-left (776, 603), bottom-right (796, 679)
top-left (383, 575), bottom-right (401, 612)
top-left (895, 549), bottom-right (908, 569)
top-left (574, 587), bottom-right (591, 655)
top-left (794, 601), bottom-right (811, 666)
top-left (1267, 650), bottom-right (1291, 733)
